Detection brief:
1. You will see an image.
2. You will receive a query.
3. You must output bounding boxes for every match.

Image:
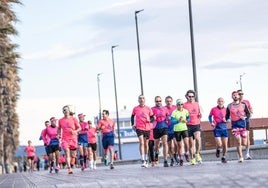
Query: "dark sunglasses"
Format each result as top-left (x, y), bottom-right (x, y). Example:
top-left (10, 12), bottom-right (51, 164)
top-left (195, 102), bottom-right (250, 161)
top-left (188, 96), bottom-right (195, 98)
top-left (155, 100), bottom-right (162, 102)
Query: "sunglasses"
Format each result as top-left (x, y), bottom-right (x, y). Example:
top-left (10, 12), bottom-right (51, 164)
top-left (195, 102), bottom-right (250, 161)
top-left (239, 93), bottom-right (244, 95)
top-left (177, 104), bottom-right (183, 106)
top-left (155, 100), bottom-right (162, 102)
top-left (188, 96), bottom-right (195, 98)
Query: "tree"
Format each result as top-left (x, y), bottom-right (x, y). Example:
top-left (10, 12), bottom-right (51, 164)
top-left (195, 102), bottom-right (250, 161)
top-left (0, 0), bottom-right (22, 174)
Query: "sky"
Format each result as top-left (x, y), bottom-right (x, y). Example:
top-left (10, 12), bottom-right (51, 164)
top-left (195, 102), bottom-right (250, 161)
top-left (12, 0), bottom-right (268, 145)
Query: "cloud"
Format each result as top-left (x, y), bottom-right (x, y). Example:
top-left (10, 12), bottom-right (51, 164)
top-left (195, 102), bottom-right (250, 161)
top-left (203, 61), bottom-right (266, 69)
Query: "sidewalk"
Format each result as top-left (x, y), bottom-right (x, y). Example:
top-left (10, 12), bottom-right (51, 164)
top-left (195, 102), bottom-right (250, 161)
top-left (0, 159), bottom-right (268, 188)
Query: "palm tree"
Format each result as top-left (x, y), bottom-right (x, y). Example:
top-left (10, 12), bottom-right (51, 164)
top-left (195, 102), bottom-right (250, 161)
top-left (0, 0), bottom-right (22, 174)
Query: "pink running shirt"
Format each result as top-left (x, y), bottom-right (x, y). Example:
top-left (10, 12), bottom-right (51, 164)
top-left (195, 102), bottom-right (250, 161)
top-left (183, 101), bottom-right (201, 125)
top-left (25, 146), bottom-right (35, 157)
top-left (87, 127), bottom-right (97, 144)
top-left (97, 118), bottom-right (115, 136)
top-left (58, 117), bottom-right (80, 140)
top-left (132, 105), bottom-right (153, 131)
top-left (42, 126), bottom-right (58, 145)
top-left (79, 122), bottom-right (89, 134)
top-left (209, 106), bottom-right (226, 124)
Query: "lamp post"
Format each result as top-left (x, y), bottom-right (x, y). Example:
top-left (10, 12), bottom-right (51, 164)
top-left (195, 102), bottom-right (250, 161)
top-left (135, 9), bottom-right (144, 95)
top-left (188, 0), bottom-right (199, 102)
top-left (97, 73), bottom-right (102, 121)
top-left (111, 45), bottom-right (122, 160)
top-left (96, 73), bottom-right (103, 158)
top-left (239, 73), bottom-right (246, 90)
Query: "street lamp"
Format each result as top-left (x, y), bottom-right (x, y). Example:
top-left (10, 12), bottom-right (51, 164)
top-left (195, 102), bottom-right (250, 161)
top-left (111, 45), bottom-right (122, 160)
top-left (96, 73), bottom-right (103, 159)
top-left (239, 73), bottom-right (246, 90)
top-left (135, 9), bottom-right (144, 95)
top-left (97, 73), bottom-right (102, 121)
top-left (188, 0), bottom-right (199, 102)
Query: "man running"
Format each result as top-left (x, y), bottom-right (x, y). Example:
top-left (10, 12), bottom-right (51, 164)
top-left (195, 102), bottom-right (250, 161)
top-left (225, 91), bottom-right (250, 162)
top-left (97, 110), bottom-right (115, 170)
top-left (58, 105), bottom-right (81, 174)
top-left (152, 96), bottom-right (170, 167)
top-left (165, 96), bottom-right (178, 166)
top-left (131, 95), bottom-right (154, 168)
top-left (183, 90), bottom-right (202, 165)
top-left (208, 97), bottom-right (228, 163)
top-left (171, 99), bottom-right (190, 166)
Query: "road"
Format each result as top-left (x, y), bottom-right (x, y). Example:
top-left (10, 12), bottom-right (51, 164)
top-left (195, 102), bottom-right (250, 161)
top-left (0, 159), bottom-right (267, 188)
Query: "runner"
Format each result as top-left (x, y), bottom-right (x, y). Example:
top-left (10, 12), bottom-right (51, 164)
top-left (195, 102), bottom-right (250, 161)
top-left (87, 120), bottom-right (98, 170)
top-left (39, 121), bottom-right (50, 156)
top-left (42, 117), bottom-right (61, 173)
top-left (165, 96), bottom-right (178, 166)
top-left (171, 99), bottom-right (190, 166)
top-left (183, 90), bottom-right (202, 165)
top-left (237, 89), bottom-right (253, 160)
top-left (77, 113), bottom-right (89, 171)
top-left (24, 140), bottom-right (36, 173)
top-left (226, 91), bottom-right (250, 162)
top-left (152, 96), bottom-right (170, 167)
top-left (131, 94), bottom-right (154, 168)
top-left (208, 97), bottom-right (228, 163)
top-left (97, 110), bottom-right (115, 170)
top-left (58, 105), bottom-right (81, 174)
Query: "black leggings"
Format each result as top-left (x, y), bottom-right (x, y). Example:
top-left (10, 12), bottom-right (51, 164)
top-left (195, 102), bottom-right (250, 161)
top-left (149, 140), bottom-right (155, 162)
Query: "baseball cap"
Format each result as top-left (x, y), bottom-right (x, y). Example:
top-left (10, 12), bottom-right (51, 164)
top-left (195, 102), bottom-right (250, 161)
top-left (176, 99), bottom-right (184, 106)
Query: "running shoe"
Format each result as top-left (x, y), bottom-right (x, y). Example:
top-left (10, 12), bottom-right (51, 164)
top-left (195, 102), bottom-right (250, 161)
top-left (170, 158), bottom-right (174, 166)
top-left (238, 157), bottom-right (244, 163)
top-left (144, 160), bottom-right (149, 168)
top-left (179, 159), bottom-right (183, 166)
top-left (81, 164), bottom-right (85, 171)
top-left (163, 160), bottom-right (169, 167)
top-left (216, 148), bottom-right (220, 158)
top-left (104, 158), bottom-right (109, 166)
top-left (245, 153), bottom-right (252, 160)
top-left (141, 160), bottom-right (146, 168)
top-left (174, 154), bottom-right (179, 164)
top-left (221, 156), bottom-right (227, 163)
top-left (110, 163), bottom-right (114, 169)
top-left (55, 166), bottom-right (60, 173)
top-left (68, 167), bottom-right (73, 174)
top-left (190, 158), bottom-right (195, 165)
top-left (196, 153), bottom-right (202, 163)
top-left (184, 153), bottom-right (190, 162)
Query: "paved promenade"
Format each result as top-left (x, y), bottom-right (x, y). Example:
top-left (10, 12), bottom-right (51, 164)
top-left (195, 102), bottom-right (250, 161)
top-left (0, 159), bottom-right (268, 188)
